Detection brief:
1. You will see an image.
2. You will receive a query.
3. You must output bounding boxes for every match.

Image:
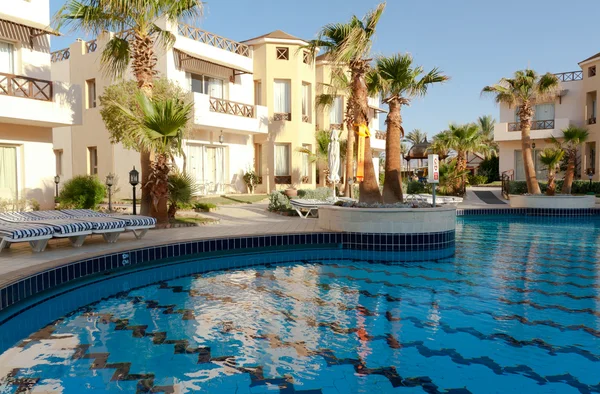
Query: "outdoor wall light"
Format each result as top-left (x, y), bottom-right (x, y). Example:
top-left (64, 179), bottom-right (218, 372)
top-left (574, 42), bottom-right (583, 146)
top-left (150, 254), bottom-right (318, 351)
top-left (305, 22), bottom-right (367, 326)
top-left (219, 130), bottom-right (224, 144)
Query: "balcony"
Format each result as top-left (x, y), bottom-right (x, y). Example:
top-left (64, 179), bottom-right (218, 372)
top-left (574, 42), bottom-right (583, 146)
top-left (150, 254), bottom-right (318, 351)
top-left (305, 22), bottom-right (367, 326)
top-left (555, 71), bottom-right (583, 82)
top-left (0, 73), bottom-right (81, 127)
top-left (494, 118), bottom-right (570, 142)
top-left (193, 93), bottom-right (267, 134)
top-left (371, 130), bottom-right (386, 151)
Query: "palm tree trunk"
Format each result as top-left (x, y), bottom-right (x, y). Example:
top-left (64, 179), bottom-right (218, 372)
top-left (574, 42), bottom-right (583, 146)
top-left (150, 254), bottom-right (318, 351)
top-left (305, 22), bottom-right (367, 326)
top-left (353, 63), bottom-right (381, 204)
top-left (547, 171), bottom-right (556, 196)
top-left (149, 154), bottom-right (170, 225)
top-left (140, 150), bottom-right (152, 216)
top-left (382, 98), bottom-right (403, 203)
top-left (561, 153), bottom-right (575, 194)
top-left (344, 99), bottom-right (355, 197)
top-left (520, 111), bottom-right (541, 194)
top-left (456, 151), bottom-right (467, 194)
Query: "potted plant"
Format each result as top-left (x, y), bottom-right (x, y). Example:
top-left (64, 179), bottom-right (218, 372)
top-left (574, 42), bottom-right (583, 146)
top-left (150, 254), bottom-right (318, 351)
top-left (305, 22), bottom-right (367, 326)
top-left (284, 182), bottom-right (298, 198)
top-left (243, 169), bottom-right (259, 194)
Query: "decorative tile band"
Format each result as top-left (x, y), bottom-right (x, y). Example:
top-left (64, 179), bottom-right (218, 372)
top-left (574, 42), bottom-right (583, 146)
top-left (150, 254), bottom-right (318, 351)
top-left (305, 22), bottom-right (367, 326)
top-left (457, 208), bottom-right (600, 217)
top-left (0, 231), bottom-right (455, 313)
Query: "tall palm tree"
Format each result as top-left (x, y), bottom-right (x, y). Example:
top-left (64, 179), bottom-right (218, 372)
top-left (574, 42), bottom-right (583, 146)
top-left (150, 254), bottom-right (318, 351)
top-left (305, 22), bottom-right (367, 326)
top-left (550, 126), bottom-right (589, 194)
top-left (54, 0), bottom-right (203, 216)
top-left (307, 3), bottom-right (385, 203)
top-left (539, 148), bottom-right (565, 196)
top-left (482, 69), bottom-right (560, 194)
top-left (432, 124), bottom-right (495, 193)
top-left (367, 54), bottom-right (448, 203)
top-left (405, 129), bottom-right (428, 145)
top-left (113, 93), bottom-right (193, 224)
top-left (476, 115), bottom-right (496, 141)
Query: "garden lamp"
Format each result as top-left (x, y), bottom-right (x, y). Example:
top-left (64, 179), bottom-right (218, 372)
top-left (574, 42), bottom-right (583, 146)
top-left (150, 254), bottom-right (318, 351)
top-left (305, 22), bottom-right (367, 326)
top-left (129, 167), bottom-right (139, 215)
top-left (54, 175), bottom-right (60, 202)
top-left (106, 174), bottom-right (114, 213)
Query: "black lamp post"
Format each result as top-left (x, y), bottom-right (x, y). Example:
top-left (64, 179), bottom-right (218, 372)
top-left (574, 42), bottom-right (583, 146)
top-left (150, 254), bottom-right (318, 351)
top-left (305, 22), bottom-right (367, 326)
top-left (106, 174), bottom-right (114, 213)
top-left (586, 168), bottom-right (595, 192)
top-left (53, 175), bottom-right (60, 201)
top-left (129, 167), bottom-right (139, 215)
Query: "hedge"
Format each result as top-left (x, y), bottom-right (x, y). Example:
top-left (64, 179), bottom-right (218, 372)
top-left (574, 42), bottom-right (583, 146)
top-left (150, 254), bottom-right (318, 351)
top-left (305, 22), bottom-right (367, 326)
top-left (508, 180), bottom-right (600, 195)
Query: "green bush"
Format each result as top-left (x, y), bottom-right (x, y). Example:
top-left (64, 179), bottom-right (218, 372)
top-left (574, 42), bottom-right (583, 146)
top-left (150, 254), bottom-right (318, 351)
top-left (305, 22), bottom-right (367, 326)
top-left (477, 156), bottom-right (499, 182)
top-left (407, 181), bottom-right (427, 194)
top-left (58, 175), bottom-right (105, 209)
top-left (268, 191), bottom-right (292, 212)
top-left (468, 174), bottom-right (488, 186)
top-left (168, 172), bottom-right (200, 218)
top-left (508, 181), bottom-right (549, 195)
top-left (297, 187), bottom-right (331, 201)
top-left (193, 202), bottom-right (217, 211)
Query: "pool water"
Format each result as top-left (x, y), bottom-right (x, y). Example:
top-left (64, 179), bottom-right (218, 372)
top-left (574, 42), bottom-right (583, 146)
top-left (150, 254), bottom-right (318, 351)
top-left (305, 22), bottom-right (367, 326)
top-left (1, 216), bottom-right (600, 393)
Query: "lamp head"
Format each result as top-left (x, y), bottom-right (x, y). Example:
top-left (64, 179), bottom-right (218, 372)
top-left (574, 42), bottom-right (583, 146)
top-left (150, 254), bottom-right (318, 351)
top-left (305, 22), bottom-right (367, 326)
top-left (129, 166), bottom-right (139, 186)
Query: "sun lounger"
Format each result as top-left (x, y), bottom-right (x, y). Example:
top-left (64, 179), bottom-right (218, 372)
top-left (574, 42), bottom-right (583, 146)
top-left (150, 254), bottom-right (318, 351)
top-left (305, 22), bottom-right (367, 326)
top-left (289, 199), bottom-right (335, 219)
top-left (0, 212), bottom-right (93, 247)
top-left (0, 220), bottom-right (54, 252)
top-left (60, 209), bottom-right (156, 239)
top-left (405, 194), bottom-right (463, 206)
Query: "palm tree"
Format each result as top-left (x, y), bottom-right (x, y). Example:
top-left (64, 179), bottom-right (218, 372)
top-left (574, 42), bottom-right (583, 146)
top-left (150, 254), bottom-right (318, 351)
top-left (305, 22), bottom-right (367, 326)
top-left (482, 69), bottom-right (560, 194)
top-left (296, 130), bottom-right (346, 186)
top-left (432, 123), bottom-right (495, 193)
top-left (550, 126), bottom-right (589, 194)
top-left (55, 0), bottom-right (203, 216)
top-left (307, 3), bottom-right (385, 203)
top-left (367, 54), bottom-right (448, 203)
top-left (539, 148), bottom-right (565, 196)
top-left (476, 115), bottom-right (497, 150)
top-left (405, 129), bottom-right (428, 145)
top-left (113, 93), bottom-right (193, 224)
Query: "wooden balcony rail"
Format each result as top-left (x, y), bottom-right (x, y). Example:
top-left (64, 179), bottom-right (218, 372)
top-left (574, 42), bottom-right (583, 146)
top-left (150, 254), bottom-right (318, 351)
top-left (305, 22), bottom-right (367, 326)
top-left (555, 71), bottom-right (583, 82)
top-left (588, 117), bottom-right (597, 125)
top-left (178, 23), bottom-right (251, 58)
top-left (330, 123), bottom-right (343, 130)
top-left (274, 112), bottom-right (291, 121)
top-left (375, 130), bottom-right (386, 139)
top-left (0, 72), bottom-right (53, 101)
top-left (302, 114), bottom-right (309, 123)
top-left (508, 119), bottom-right (555, 132)
top-left (86, 40), bottom-right (98, 54)
top-left (209, 97), bottom-right (254, 118)
top-left (51, 48), bottom-right (70, 62)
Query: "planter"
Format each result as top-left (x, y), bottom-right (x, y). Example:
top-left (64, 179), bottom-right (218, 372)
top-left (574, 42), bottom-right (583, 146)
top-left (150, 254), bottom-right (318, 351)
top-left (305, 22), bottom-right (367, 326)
top-left (318, 205), bottom-right (456, 234)
top-left (509, 194), bottom-right (595, 209)
top-left (284, 188), bottom-right (298, 198)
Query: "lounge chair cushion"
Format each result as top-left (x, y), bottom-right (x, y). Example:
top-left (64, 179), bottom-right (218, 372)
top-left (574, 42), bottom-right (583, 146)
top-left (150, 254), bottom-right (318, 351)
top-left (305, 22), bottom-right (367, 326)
top-left (0, 221), bottom-right (54, 240)
top-left (61, 209), bottom-right (156, 227)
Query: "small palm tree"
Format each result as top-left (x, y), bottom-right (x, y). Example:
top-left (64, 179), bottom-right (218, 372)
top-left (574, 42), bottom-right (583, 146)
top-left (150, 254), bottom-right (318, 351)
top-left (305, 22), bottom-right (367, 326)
top-left (306, 3), bottom-right (385, 203)
top-left (368, 54), bottom-right (448, 203)
top-left (55, 0), bottom-right (203, 217)
top-left (482, 69), bottom-right (560, 194)
top-left (539, 148), bottom-right (565, 196)
top-left (550, 126), bottom-right (589, 194)
top-left (114, 93), bottom-right (193, 224)
top-left (476, 115), bottom-right (497, 150)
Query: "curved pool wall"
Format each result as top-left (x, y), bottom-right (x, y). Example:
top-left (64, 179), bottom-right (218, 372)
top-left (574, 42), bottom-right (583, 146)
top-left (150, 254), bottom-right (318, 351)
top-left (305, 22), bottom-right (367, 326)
top-left (0, 231), bottom-right (455, 317)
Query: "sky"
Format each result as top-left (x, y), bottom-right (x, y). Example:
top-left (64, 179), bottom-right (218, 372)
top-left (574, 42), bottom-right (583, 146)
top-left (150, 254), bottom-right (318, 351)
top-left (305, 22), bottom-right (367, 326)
top-left (49, 0), bottom-right (600, 138)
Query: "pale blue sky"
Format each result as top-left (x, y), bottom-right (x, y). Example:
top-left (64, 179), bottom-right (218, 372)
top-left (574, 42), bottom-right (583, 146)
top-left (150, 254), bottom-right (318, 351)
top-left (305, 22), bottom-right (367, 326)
top-left (49, 0), bottom-right (600, 137)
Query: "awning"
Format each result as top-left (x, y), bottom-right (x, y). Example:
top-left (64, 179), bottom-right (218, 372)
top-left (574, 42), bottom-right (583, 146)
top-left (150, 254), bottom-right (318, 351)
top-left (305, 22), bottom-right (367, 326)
top-left (0, 13), bottom-right (60, 48)
top-left (174, 48), bottom-right (252, 77)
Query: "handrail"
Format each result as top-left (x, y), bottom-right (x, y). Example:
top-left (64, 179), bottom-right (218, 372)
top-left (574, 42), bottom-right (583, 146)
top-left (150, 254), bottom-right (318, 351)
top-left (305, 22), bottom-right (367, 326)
top-left (555, 71), bottom-right (583, 82)
top-left (209, 97), bottom-right (254, 118)
top-left (178, 23), bottom-right (251, 58)
top-left (501, 169), bottom-right (514, 199)
top-left (0, 72), bottom-right (53, 101)
top-left (508, 119), bottom-right (555, 132)
top-left (86, 40), bottom-right (97, 54)
top-left (51, 47), bottom-right (70, 62)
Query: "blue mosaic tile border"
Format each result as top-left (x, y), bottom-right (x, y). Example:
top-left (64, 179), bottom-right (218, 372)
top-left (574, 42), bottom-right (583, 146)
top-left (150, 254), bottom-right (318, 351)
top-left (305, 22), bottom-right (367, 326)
top-left (0, 230), bottom-right (455, 313)
top-left (457, 208), bottom-right (600, 217)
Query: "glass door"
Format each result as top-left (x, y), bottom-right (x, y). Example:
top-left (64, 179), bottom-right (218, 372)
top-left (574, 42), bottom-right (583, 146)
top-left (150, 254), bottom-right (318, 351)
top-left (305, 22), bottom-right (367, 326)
top-left (0, 146), bottom-right (17, 200)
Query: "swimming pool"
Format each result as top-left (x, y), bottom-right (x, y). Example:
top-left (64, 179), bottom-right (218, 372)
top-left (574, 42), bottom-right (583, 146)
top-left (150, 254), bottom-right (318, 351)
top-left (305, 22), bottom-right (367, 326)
top-left (0, 215), bottom-right (599, 393)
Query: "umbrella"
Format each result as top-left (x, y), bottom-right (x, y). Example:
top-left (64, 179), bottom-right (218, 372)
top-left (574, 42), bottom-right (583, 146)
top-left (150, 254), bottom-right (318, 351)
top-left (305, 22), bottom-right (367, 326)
top-left (328, 129), bottom-right (341, 199)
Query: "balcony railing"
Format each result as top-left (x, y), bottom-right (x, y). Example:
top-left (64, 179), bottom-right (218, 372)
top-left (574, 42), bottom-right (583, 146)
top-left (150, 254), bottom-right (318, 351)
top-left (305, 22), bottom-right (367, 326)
top-left (51, 48), bottom-right (70, 63)
top-left (555, 71), bottom-right (583, 82)
top-left (375, 130), bottom-right (386, 139)
top-left (86, 40), bottom-right (98, 54)
top-left (330, 123), bottom-right (343, 130)
top-left (0, 72), bottom-right (53, 101)
top-left (302, 114), bottom-right (309, 123)
top-left (178, 23), bottom-right (251, 58)
top-left (588, 117), bottom-right (597, 125)
top-left (508, 119), bottom-right (555, 132)
top-left (274, 112), bottom-right (291, 121)
top-left (209, 97), bottom-right (254, 118)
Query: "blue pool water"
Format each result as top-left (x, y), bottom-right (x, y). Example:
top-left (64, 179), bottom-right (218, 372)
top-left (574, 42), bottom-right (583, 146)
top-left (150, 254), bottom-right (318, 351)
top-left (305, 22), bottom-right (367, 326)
top-left (0, 216), bottom-right (599, 393)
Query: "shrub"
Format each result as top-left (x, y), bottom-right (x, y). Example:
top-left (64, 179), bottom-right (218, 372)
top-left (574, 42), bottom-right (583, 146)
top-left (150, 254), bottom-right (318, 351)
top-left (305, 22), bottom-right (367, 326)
top-left (468, 174), bottom-right (488, 186)
top-left (168, 172), bottom-right (200, 218)
top-left (407, 181), bottom-right (427, 194)
top-left (243, 169), bottom-right (260, 193)
top-left (59, 175), bottom-right (105, 209)
top-left (297, 187), bottom-right (332, 201)
top-left (268, 191), bottom-right (292, 212)
top-left (477, 156), bottom-right (499, 182)
top-left (508, 181), bottom-right (548, 195)
top-left (193, 202), bottom-right (217, 211)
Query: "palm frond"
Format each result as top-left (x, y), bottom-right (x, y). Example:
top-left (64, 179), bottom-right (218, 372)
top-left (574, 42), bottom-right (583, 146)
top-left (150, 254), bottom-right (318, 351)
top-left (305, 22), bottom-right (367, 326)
top-left (100, 37), bottom-right (131, 78)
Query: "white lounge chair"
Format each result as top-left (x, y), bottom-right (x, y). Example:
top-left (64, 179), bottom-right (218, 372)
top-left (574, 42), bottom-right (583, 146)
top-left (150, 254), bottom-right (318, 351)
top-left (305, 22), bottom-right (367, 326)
top-left (0, 220), bottom-right (54, 252)
top-left (405, 194), bottom-right (462, 206)
top-left (61, 209), bottom-right (156, 239)
top-left (289, 199), bottom-right (335, 219)
top-left (0, 212), bottom-right (93, 247)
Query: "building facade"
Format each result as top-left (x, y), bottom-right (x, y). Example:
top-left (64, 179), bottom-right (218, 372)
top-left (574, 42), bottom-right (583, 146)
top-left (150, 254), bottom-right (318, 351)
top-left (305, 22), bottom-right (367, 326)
top-left (495, 54), bottom-right (600, 181)
top-left (0, 0), bottom-right (81, 209)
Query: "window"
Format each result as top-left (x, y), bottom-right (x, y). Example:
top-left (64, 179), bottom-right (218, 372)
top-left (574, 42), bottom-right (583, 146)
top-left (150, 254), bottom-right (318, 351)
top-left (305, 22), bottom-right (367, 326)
top-left (254, 143), bottom-right (262, 177)
top-left (330, 96), bottom-right (343, 125)
top-left (273, 79), bottom-right (291, 119)
top-left (54, 149), bottom-right (63, 176)
top-left (0, 146), bottom-right (17, 201)
top-left (276, 47), bottom-right (289, 60)
top-left (190, 73), bottom-right (225, 99)
top-left (275, 144), bottom-right (290, 176)
top-left (302, 82), bottom-right (311, 122)
top-left (515, 103), bottom-right (555, 122)
top-left (0, 41), bottom-right (14, 74)
top-left (254, 80), bottom-right (262, 106)
top-left (302, 51), bottom-right (310, 64)
top-left (302, 144), bottom-right (311, 182)
top-left (515, 150), bottom-right (546, 181)
top-left (589, 66), bottom-right (596, 78)
top-left (86, 79), bottom-right (96, 109)
top-left (88, 147), bottom-right (98, 175)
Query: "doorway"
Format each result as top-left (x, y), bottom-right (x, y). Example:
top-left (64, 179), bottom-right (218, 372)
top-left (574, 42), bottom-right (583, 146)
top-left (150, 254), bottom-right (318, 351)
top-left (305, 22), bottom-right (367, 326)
top-left (186, 144), bottom-right (225, 194)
